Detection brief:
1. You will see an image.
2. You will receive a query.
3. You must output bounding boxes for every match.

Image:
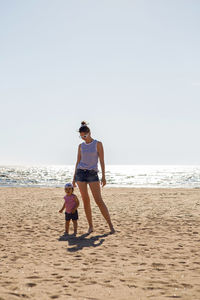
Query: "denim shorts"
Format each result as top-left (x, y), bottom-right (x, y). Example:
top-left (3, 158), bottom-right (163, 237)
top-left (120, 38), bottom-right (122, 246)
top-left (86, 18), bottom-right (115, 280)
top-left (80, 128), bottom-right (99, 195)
top-left (75, 168), bottom-right (99, 183)
top-left (65, 210), bottom-right (78, 221)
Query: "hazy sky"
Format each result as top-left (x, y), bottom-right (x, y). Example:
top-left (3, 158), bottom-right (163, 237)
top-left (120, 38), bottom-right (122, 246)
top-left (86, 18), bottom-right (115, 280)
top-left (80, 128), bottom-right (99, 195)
top-left (1, 0), bottom-right (200, 165)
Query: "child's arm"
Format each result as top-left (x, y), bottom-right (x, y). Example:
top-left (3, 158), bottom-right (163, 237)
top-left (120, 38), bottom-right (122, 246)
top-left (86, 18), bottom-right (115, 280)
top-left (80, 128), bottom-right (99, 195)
top-left (59, 202), bottom-right (65, 213)
top-left (71, 195), bottom-right (79, 213)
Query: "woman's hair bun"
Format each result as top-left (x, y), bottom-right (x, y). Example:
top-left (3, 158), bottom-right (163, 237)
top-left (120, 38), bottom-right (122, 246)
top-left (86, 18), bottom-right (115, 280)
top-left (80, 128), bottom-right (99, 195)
top-left (79, 121), bottom-right (90, 133)
top-left (81, 121), bottom-right (89, 127)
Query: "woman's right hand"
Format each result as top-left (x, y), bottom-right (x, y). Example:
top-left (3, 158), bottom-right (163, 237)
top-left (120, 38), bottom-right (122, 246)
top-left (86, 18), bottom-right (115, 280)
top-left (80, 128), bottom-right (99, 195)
top-left (72, 179), bottom-right (77, 187)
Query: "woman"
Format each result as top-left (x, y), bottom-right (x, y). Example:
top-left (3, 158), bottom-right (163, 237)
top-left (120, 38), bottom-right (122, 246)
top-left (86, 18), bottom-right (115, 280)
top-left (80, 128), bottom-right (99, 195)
top-left (72, 121), bottom-right (115, 234)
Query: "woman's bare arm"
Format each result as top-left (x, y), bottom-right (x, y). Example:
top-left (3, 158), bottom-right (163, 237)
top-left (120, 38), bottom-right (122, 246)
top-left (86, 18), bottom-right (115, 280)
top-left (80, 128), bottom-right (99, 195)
top-left (97, 141), bottom-right (106, 187)
top-left (72, 144), bottom-right (81, 186)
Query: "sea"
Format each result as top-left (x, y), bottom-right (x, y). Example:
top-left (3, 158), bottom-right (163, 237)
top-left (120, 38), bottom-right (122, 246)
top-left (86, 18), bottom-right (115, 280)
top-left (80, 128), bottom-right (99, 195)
top-left (0, 165), bottom-right (200, 188)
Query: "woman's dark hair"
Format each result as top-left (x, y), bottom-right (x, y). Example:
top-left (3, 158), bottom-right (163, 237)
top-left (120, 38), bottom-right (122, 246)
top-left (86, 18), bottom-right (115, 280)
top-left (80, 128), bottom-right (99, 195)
top-left (79, 121), bottom-right (90, 133)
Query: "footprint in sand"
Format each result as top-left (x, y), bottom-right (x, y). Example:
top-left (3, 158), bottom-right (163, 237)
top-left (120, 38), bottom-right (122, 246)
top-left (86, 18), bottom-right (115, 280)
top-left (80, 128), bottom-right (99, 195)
top-left (68, 280), bottom-right (77, 283)
top-left (152, 263), bottom-right (165, 268)
top-left (9, 292), bottom-right (28, 298)
top-left (181, 283), bottom-right (193, 289)
top-left (26, 283), bottom-right (37, 287)
top-left (167, 296), bottom-right (182, 299)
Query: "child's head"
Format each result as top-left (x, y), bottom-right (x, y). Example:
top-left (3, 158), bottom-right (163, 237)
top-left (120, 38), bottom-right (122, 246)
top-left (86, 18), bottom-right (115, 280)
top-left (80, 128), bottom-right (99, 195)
top-left (64, 182), bottom-right (74, 195)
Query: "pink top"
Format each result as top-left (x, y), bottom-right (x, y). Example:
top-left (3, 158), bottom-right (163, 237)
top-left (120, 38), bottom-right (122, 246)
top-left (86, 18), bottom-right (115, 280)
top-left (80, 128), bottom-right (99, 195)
top-left (64, 194), bottom-right (77, 213)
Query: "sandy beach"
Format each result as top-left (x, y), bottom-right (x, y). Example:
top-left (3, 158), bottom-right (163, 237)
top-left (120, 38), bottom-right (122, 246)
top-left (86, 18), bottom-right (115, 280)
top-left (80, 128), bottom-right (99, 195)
top-left (0, 187), bottom-right (200, 300)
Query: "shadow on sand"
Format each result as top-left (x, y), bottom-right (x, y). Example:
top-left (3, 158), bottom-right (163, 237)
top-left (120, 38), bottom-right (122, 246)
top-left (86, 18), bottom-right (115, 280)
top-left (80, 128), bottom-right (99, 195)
top-left (58, 232), bottom-right (110, 252)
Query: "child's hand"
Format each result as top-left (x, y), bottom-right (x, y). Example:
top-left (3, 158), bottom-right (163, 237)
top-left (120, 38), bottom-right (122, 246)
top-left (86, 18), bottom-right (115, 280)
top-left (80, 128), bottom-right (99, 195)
top-left (71, 209), bottom-right (76, 214)
top-left (59, 210), bottom-right (63, 213)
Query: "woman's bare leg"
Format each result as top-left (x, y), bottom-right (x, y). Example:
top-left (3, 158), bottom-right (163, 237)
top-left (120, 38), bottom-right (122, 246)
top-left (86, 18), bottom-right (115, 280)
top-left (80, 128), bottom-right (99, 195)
top-left (89, 181), bottom-right (115, 233)
top-left (77, 181), bottom-right (93, 232)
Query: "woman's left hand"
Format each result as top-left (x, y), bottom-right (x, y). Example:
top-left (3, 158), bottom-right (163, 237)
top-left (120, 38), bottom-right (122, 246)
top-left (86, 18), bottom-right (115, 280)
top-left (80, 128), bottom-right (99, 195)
top-left (101, 177), bottom-right (106, 187)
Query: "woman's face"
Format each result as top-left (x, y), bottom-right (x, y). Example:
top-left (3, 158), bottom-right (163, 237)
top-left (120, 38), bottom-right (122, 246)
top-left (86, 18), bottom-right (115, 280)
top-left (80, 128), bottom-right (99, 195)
top-left (79, 131), bottom-right (90, 140)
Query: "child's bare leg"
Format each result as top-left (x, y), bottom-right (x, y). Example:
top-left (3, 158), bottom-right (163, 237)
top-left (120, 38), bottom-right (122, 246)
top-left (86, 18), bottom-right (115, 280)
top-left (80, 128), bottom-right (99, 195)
top-left (72, 220), bottom-right (77, 235)
top-left (65, 220), bottom-right (70, 234)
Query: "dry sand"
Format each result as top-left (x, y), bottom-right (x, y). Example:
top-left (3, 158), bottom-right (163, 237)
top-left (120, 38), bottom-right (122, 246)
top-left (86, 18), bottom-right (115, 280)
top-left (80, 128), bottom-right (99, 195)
top-left (0, 187), bottom-right (200, 300)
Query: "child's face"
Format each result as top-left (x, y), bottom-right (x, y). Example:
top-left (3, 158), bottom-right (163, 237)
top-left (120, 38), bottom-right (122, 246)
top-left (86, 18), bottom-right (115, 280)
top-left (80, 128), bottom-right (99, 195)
top-left (65, 187), bottom-right (73, 195)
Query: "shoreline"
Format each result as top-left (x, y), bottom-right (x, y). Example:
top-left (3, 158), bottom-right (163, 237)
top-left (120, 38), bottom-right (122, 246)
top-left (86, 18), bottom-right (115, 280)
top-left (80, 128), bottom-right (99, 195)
top-left (1, 187), bottom-right (200, 299)
top-left (0, 185), bottom-right (199, 189)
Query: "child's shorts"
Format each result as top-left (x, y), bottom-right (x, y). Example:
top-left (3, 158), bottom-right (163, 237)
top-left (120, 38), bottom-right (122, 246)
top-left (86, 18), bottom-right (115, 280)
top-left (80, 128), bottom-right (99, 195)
top-left (65, 210), bottom-right (78, 221)
top-left (75, 168), bottom-right (99, 183)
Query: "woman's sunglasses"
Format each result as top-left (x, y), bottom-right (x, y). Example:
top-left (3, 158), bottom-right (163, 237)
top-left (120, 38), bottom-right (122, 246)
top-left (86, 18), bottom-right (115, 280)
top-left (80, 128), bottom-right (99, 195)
top-left (79, 133), bottom-right (89, 139)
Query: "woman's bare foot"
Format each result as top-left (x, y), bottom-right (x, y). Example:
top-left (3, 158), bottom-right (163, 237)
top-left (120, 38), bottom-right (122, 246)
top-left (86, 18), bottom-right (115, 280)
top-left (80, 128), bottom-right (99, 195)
top-left (88, 227), bottom-right (94, 234)
top-left (109, 227), bottom-right (115, 234)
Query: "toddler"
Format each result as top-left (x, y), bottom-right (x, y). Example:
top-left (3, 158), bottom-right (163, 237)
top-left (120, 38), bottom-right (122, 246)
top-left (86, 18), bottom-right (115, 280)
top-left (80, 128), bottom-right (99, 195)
top-left (59, 182), bottom-right (79, 235)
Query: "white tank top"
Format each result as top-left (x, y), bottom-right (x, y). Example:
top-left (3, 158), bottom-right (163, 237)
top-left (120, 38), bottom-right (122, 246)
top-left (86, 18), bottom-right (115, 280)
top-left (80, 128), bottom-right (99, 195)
top-left (77, 140), bottom-right (98, 171)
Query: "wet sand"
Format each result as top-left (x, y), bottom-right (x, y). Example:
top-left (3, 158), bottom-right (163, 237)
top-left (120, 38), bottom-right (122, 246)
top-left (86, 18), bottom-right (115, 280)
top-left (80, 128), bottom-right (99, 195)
top-left (0, 187), bottom-right (200, 300)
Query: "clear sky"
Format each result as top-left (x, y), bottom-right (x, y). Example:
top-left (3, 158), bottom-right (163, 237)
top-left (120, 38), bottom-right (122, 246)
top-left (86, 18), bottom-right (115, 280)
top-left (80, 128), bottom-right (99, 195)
top-left (0, 0), bottom-right (200, 165)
